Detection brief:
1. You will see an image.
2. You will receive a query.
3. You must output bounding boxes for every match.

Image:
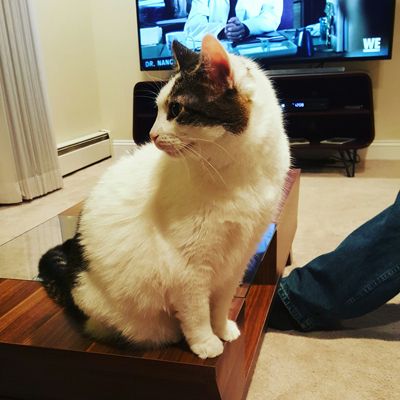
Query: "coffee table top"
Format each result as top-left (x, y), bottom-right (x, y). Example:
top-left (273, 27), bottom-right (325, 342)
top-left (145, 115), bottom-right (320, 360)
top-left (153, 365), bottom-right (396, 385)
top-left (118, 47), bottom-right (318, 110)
top-left (0, 210), bottom-right (267, 303)
top-left (0, 198), bottom-right (273, 298)
top-left (0, 214), bottom-right (78, 281)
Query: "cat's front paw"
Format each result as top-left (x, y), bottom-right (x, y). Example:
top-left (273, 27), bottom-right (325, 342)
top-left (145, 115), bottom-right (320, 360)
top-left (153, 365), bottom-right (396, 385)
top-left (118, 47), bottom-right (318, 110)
top-left (190, 334), bottom-right (224, 359)
top-left (215, 320), bottom-right (241, 342)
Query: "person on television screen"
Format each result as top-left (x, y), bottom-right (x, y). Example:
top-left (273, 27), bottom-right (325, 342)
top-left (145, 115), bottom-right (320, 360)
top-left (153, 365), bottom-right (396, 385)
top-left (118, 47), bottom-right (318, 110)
top-left (184, 0), bottom-right (283, 42)
top-left (164, 0), bottom-right (192, 18)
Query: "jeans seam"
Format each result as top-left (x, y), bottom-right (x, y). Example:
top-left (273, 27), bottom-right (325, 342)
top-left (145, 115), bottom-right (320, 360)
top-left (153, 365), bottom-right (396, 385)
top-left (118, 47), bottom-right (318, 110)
top-left (278, 281), bottom-right (317, 331)
top-left (345, 263), bottom-right (400, 306)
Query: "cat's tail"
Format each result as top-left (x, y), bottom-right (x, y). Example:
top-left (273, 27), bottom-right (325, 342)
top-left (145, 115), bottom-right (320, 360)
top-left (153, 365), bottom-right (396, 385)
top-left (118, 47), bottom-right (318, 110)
top-left (38, 234), bottom-right (88, 322)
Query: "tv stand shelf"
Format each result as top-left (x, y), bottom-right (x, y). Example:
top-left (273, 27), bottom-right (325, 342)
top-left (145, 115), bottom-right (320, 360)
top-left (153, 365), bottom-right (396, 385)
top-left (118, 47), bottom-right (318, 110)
top-left (285, 108), bottom-right (371, 117)
top-left (273, 71), bottom-right (375, 177)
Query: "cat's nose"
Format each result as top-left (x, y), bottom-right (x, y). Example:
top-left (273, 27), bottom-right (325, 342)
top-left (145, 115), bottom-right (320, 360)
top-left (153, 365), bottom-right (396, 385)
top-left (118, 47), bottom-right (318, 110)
top-left (150, 131), bottom-right (159, 142)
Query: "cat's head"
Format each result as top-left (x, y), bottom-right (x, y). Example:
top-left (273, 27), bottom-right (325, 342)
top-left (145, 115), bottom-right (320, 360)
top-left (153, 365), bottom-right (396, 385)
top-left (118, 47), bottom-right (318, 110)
top-left (150, 35), bottom-right (254, 159)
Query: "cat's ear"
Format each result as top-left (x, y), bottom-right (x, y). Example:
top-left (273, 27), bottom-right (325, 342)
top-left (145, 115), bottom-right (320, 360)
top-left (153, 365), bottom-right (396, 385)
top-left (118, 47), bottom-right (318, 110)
top-left (172, 40), bottom-right (200, 73)
top-left (201, 35), bottom-right (233, 88)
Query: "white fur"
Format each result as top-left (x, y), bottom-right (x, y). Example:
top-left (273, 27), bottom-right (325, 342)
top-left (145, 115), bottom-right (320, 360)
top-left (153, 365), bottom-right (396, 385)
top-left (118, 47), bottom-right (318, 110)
top-left (73, 54), bottom-right (290, 359)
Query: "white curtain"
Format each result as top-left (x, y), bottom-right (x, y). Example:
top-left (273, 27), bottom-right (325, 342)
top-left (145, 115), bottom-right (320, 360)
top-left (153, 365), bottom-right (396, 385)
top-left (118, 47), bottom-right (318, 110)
top-left (0, 0), bottom-right (63, 204)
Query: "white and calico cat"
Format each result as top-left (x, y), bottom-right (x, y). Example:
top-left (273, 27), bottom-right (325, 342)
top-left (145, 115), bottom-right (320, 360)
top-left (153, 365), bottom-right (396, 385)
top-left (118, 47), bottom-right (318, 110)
top-left (39, 35), bottom-right (290, 359)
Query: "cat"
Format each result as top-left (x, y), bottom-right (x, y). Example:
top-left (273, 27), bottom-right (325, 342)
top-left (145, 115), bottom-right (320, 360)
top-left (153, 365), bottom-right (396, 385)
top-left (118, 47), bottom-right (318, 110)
top-left (39, 34), bottom-right (290, 359)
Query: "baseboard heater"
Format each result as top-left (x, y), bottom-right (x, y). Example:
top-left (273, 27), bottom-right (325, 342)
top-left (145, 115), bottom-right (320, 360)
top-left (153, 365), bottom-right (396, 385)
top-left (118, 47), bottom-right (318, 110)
top-left (57, 130), bottom-right (111, 176)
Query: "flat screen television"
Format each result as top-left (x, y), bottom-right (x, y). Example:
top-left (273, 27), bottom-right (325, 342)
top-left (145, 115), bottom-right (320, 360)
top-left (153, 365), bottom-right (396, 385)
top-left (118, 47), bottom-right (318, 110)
top-left (135, 0), bottom-right (396, 71)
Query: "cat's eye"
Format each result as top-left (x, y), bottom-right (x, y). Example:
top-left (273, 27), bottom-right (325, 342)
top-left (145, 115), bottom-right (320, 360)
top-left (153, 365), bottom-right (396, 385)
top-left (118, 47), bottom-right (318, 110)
top-left (168, 102), bottom-right (182, 119)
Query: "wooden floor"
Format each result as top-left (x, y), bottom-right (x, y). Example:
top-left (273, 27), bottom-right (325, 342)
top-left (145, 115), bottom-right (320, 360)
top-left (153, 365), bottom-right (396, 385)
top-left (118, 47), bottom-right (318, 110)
top-left (0, 170), bottom-right (300, 400)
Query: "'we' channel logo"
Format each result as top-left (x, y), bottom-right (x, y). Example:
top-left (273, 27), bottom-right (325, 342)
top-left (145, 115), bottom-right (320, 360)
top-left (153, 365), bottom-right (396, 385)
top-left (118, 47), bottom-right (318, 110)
top-left (363, 37), bottom-right (382, 53)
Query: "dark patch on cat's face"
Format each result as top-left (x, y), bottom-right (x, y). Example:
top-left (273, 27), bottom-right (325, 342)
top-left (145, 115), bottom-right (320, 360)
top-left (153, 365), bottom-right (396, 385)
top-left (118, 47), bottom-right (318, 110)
top-left (166, 64), bottom-right (250, 135)
top-left (172, 40), bottom-right (200, 73)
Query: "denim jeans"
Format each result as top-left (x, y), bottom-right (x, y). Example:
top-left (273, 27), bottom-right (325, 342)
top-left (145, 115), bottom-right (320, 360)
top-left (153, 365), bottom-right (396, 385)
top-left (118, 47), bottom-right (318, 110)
top-left (278, 191), bottom-right (400, 331)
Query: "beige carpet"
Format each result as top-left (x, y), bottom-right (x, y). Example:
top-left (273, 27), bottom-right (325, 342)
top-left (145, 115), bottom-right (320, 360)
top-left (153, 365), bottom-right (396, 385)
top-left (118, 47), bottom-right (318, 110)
top-left (247, 160), bottom-right (400, 400)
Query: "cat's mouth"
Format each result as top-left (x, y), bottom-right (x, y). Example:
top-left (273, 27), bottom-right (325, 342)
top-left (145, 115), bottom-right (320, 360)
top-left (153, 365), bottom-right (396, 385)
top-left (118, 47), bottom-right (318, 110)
top-left (154, 140), bottom-right (195, 157)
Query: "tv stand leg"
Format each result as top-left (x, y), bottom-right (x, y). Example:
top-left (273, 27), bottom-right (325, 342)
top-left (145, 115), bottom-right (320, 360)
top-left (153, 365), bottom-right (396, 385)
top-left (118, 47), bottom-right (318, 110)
top-left (338, 149), bottom-right (357, 177)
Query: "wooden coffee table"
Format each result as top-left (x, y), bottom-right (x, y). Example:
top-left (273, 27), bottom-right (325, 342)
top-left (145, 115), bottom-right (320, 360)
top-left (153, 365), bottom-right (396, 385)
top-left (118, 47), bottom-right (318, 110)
top-left (0, 170), bottom-right (300, 400)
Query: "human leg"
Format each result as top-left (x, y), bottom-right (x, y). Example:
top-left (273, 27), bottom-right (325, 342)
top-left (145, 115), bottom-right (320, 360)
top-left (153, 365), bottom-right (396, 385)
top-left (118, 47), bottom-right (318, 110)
top-left (269, 191), bottom-right (400, 331)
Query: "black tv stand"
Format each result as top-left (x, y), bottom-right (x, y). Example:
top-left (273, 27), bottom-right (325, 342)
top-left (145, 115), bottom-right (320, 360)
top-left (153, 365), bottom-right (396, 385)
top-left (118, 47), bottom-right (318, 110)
top-left (133, 71), bottom-right (374, 177)
top-left (272, 71), bottom-right (374, 177)
top-left (267, 66), bottom-right (345, 76)
top-left (291, 148), bottom-right (360, 177)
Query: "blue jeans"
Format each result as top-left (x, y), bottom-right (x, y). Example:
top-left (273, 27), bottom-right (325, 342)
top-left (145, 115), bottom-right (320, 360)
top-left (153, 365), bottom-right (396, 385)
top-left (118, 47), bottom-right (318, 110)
top-left (278, 191), bottom-right (400, 331)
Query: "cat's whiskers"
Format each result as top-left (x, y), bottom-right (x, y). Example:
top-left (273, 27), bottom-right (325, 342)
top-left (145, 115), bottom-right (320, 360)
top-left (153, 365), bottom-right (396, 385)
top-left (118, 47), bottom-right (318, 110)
top-left (135, 95), bottom-right (159, 104)
top-left (140, 73), bottom-right (166, 102)
top-left (143, 87), bottom-right (162, 98)
top-left (185, 136), bottom-right (235, 162)
top-left (183, 146), bottom-right (215, 182)
top-left (136, 95), bottom-right (158, 108)
top-left (184, 146), bottom-right (228, 188)
top-left (138, 86), bottom-right (163, 101)
top-left (143, 71), bottom-right (165, 84)
top-left (175, 146), bottom-right (192, 181)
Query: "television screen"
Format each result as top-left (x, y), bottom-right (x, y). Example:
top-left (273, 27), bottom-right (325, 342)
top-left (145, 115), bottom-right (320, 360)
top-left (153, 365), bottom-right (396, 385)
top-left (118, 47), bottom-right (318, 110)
top-left (136, 0), bottom-right (396, 71)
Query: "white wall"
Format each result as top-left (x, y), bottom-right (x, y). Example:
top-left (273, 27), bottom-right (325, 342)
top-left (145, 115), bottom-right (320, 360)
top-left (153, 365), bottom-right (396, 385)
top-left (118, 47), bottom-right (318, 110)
top-left (89, 0), bottom-right (168, 143)
top-left (30, 0), bottom-right (168, 143)
top-left (30, 0), bottom-right (103, 143)
top-left (31, 0), bottom-right (400, 144)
